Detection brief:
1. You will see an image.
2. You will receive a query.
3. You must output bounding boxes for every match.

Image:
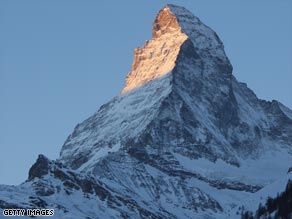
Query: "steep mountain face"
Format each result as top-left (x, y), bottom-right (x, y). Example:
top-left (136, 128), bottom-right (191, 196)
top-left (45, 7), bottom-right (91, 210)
top-left (60, 4), bottom-right (291, 173)
top-left (60, 4), bottom-right (236, 170)
top-left (1, 4), bottom-right (292, 219)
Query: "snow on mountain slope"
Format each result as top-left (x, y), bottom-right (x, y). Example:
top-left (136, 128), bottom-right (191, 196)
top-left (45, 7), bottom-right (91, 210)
top-left (0, 155), bottom-right (176, 219)
top-left (60, 73), bottom-right (173, 170)
top-left (1, 4), bottom-right (292, 219)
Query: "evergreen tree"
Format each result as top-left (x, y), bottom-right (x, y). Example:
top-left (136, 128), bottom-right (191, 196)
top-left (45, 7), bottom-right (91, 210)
top-left (242, 180), bottom-right (292, 219)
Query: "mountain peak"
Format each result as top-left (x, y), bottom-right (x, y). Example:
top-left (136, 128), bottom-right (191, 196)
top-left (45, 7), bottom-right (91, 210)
top-left (121, 4), bottom-right (230, 94)
top-left (152, 5), bottom-right (186, 39)
top-left (60, 5), bottom-right (238, 169)
top-left (121, 5), bottom-right (188, 94)
top-left (152, 4), bottom-right (199, 38)
top-left (2, 5), bottom-right (292, 219)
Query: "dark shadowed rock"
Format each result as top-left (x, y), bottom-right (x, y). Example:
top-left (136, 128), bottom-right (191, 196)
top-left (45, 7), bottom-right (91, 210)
top-left (28, 154), bottom-right (50, 181)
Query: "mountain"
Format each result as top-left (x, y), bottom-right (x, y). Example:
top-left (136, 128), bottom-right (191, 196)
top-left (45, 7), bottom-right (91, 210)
top-left (1, 4), bottom-right (291, 219)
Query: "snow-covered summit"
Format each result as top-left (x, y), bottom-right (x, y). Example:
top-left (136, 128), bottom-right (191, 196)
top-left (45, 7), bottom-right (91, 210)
top-left (164, 4), bottom-right (229, 62)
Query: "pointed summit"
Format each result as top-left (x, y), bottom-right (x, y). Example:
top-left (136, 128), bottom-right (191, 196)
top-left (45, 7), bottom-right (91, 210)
top-left (121, 4), bottom-right (230, 94)
top-left (121, 5), bottom-right (188, 94)
top-left (152, 4), bottom-right (201, 39)
top-left (60, 5), bottom-right (240, 170)
top-left (152, 4), bottom-right (185, 39)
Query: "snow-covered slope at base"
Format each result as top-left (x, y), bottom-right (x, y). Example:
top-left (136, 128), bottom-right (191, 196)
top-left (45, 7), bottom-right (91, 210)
top-left (240, 172), bottom-right (292, 213)
top-left (1, 153), bottom-right (290, 219)
top-left (0, 161), bottom-right (122, 219)
top-left (0, 182), bottom-right (120, 219)
top-left (0, 155), bottom-right (182, 219)
top-left (174, 149), bottom-right (292, 187)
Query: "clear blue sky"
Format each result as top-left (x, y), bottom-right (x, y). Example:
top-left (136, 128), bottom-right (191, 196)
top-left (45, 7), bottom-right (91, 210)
top-left (1, 1), bottom-right (291, 185)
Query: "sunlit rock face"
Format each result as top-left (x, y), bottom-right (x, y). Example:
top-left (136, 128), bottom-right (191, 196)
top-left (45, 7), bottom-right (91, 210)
top-left (121, 6), bottom-right (188, 94)
top-left (121, 4), bottom-right (231, 94)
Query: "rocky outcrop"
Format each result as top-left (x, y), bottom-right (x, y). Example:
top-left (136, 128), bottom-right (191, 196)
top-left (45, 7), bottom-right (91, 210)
top-left (28, 154), bottom-right (50, 181)
top-left (122, 5), bottom-right (188, 94)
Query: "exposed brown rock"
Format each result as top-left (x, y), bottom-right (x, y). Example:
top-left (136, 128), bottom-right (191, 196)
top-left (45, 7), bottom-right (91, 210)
top-left (121, 6), bottom-right (188, 94)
